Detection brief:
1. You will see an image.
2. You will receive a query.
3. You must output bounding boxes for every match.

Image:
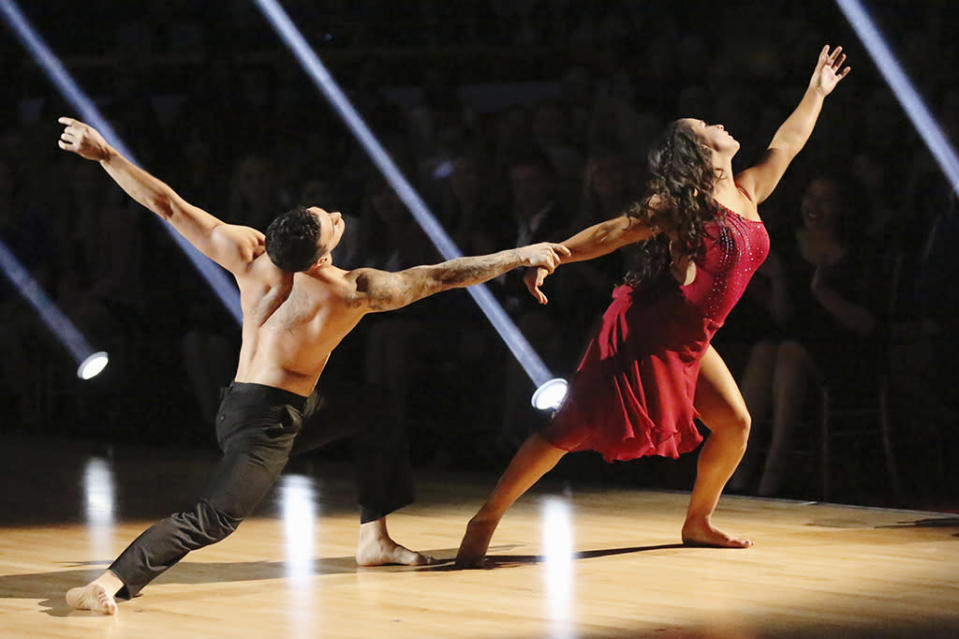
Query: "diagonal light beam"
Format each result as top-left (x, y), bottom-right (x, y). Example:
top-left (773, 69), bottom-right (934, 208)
top-left (253, 0), bottom-right (560, 394)
top-left (0, 0), bottom-right (242, 323)
top-left (0, 236), bottom-right (108, 379)
top-left (836, 0), bottom-right (959, 195)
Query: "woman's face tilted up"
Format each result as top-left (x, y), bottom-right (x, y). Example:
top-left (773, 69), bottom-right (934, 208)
top-left (679, 118), bottom-right (741, 159)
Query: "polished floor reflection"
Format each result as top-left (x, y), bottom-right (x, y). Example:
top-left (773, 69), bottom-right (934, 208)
top-left (1, 435), bottom-right (958, 639)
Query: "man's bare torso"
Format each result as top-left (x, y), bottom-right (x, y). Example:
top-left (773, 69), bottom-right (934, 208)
top-left (232, 252), bottom-right (364, 397)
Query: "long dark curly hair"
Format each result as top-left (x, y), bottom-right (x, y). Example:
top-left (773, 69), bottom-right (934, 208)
top-left (624, 120), bottom-right (722, 286)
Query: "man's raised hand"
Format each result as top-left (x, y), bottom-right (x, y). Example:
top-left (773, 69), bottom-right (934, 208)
top-left (58, 117), bottom-right (111, 162)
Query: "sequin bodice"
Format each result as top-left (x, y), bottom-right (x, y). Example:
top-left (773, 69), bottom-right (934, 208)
top-left (682, 209), bottom-right (770, 325)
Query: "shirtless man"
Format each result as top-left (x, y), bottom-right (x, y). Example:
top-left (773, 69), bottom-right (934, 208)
top-left (57, 117), bottom-right (569, 614)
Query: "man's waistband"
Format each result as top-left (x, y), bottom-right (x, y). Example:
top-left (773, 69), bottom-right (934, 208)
top-left (222, 381), bottom-right (309, 413)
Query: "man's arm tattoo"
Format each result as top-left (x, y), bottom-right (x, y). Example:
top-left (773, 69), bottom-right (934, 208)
top-left (427, 251), bottom-right (520, 287)
top-left (360, 250), bottom-right (523, 311)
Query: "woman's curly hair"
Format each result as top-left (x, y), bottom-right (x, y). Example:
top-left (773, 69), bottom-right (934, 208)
top-left (624, 120), bottom-right (721, 286)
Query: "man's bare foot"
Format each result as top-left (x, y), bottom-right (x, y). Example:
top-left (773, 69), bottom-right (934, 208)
top-left (681, 518), bottom-right (752, 548)
top-left (66, 583), bottom-right (118, 615)
top-left (455, 516), bottom-right (498, 568)
top-left (355, 536), bottom-right (431, 566)
top-left (355, 517), bottom-right (432, 566)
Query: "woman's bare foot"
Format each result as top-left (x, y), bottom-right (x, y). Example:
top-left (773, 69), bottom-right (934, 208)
top-left (681, 517), bottom-right (752, 548)
top-left (455, 516), bottom-right (499, 568)
top-left (65, 583), bottom-right (118, 615)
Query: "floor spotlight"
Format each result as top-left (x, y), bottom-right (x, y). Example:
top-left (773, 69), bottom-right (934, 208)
top-left (0, 237), bottom-right (108, 381)
top-left (532, 378), bottom-right (568, 411)
top-left (77, 351), bottom-right (109, 380)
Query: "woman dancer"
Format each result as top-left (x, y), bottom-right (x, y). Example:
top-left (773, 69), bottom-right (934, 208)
top-left (457, 45), bottom-right (850, 566)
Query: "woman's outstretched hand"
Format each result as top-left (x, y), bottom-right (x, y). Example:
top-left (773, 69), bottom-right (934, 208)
top-left (809, 45), bottom-right (851, 97)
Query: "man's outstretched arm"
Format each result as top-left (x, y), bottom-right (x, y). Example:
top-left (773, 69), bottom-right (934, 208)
top-left (348, 243), bottom-right (570, 313)
top-left (57, 117), bottom-right (264, 275)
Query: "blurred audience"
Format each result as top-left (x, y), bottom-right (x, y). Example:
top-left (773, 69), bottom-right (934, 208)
top-left (2, 1), bottom-right (955, 499)
top-left (730, 176), bottom-right (886, 496)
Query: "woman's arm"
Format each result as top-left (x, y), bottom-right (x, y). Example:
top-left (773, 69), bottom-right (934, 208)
top-left (737, 46), bottom-right (851, 204)
top-left (560, 214), bottom-right (657, 264)
top-left (524, 212), bottom-right (658, 304)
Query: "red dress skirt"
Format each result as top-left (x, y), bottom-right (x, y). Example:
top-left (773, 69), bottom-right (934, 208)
top-left (542, 209), bottom-right (769, 462)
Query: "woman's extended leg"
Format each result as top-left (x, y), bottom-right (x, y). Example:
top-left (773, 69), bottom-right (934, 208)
top-left (455, 433), bottom-right (567, 567)
top-left (682, 345), bottom-right (753, 548)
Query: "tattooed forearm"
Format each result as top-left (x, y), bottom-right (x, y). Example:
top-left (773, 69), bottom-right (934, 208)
top-left (427, 250), bottom-right (521, 287)
top-left (355, 249), bottom-right (526, 312)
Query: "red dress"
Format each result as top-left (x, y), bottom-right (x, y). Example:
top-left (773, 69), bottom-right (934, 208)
top-left (542, 203), bottom-right (770, 462)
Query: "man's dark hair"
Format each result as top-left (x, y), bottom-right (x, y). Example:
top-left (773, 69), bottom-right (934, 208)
top-left (265, 205), bottom-right (324, 272)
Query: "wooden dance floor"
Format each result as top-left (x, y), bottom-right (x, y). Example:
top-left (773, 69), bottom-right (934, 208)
top-left (1, 436), bottom-right (957, 638)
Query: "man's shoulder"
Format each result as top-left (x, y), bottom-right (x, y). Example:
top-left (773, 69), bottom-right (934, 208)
top-left (239, 252), bottom-right (285, 284)
top-left (300, 266), bottom-right (367, 307)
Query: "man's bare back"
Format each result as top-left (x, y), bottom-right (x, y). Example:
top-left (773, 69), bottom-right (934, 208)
top-left (235, 255), bottom-right (367, 397)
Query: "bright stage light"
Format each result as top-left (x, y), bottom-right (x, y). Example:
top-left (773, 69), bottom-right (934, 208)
top-left (0, 0), bottom-right (242, 323)
top-left (532, 378), bottom-right (568, 411)
top-left (254, 0), bottom-right (564, 407)
top-left (836, 0), bottom-right (959, 195)
top-left (78, 351), bottom-right (109, 380)
top-left (0, 237), bottom-right (108, 380)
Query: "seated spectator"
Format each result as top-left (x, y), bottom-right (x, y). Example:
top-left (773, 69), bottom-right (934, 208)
top-left (733, 175), bottom-right (885, 496)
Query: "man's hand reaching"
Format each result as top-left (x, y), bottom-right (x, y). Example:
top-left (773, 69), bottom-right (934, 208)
top-left (516, 243), bottom-right (570, 305)
top-left (515, 242), bottom-right (570, 274)
top-left (58, 117), bottom-right (112, 162)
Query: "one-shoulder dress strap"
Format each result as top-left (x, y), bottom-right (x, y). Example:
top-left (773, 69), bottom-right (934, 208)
top-left (735, 183), bottom-right (753, 203)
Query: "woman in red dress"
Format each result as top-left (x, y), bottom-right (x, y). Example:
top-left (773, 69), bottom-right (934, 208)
top-left (456, 46), bottom-right (851, 566)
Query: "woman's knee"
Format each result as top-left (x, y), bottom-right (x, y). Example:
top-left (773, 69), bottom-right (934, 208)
top-left (735, 409), bottom-right (752, 437)
top-left (721, 408), bottom-right (752, 440)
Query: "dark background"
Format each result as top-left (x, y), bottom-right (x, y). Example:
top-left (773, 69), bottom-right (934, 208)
top-left (1, 0), bottom-right (956, 508)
